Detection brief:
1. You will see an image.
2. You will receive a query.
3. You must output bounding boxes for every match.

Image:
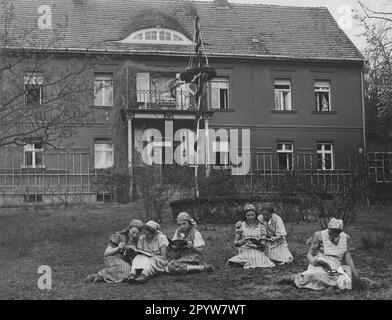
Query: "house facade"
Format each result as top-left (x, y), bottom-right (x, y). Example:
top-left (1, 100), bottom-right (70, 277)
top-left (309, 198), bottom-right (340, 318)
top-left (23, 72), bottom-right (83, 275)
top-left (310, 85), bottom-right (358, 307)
top-left (0, 0), bottom-right (365, 205)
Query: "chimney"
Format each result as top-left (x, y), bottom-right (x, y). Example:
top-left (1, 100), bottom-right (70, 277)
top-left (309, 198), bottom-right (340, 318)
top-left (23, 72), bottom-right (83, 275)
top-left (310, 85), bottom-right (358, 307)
top-left (215, 0), bottom-right (230, 8)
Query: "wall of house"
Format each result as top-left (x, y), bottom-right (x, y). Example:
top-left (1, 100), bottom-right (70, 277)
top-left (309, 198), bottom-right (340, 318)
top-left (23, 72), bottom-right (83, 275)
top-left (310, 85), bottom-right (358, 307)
top-left (0, 54), bottom-right (364, 206)
top-left (207, 59), bottom-right (364, 168)
top-left (30, 55), bottom-right (363, 170)
top-left (113, 56), bottom-right (363, 169)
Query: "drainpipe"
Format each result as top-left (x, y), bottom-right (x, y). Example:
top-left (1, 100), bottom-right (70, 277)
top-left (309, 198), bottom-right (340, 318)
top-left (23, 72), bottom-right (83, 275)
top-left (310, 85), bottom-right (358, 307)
top-left (361, 68), bottom-right (367, 156)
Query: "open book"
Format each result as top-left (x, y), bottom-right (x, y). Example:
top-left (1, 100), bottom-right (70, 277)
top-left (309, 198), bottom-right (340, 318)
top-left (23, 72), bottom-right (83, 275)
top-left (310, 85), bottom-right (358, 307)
top-left (123, 246), bottom-right (153, 259)
top-left (314, 258), bottom-right (339, 274)
top-left (166, 237), bottom-right (188, 248)
top-left (243, 237), bottom-right (271, 246)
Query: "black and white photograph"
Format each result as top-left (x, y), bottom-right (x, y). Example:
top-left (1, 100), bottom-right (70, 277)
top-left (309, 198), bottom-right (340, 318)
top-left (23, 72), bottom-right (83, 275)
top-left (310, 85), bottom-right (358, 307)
top-left (0, 0), bottom-right (391, 304)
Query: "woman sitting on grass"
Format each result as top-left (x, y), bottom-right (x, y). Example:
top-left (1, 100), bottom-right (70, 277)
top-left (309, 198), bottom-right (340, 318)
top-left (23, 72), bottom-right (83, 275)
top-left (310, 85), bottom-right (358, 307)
top-left (166, 212), bottom-right (215, 275)
top-left (278, 218), bottom-right (360, 290)
top-left (86, 219), bottom-right (144, 283)
top-left (227, 204), bottom-right (275, 269)
top-left (258, 204), bottom-right (293, 265)
top-left (128, 220), bottom-right (169, 283)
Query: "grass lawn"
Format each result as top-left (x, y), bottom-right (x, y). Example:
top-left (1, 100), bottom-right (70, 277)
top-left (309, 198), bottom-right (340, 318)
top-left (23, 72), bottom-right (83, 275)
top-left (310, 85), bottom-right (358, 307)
top-left (0, 204), bottom-right (391, 300)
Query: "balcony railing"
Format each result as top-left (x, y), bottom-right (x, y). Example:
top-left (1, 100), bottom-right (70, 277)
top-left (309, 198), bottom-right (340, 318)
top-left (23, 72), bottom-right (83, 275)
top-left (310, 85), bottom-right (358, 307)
top-left (135, 90), bottom-right (197, 111)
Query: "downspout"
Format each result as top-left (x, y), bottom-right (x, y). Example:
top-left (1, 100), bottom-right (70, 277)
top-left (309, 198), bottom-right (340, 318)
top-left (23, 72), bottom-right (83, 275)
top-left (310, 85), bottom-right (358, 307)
top-left (361, 67), bottom-right (367, 155)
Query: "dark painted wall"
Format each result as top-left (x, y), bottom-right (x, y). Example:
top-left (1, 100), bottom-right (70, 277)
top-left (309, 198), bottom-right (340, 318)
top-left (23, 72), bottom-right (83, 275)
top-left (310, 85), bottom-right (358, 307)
top-left (34, 55), bottom-right (364, 170)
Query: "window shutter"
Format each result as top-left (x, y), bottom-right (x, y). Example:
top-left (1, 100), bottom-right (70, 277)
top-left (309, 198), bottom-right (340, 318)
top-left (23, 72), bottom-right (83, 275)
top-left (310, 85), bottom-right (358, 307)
top-left (136, 72), bottom-right (150, 103)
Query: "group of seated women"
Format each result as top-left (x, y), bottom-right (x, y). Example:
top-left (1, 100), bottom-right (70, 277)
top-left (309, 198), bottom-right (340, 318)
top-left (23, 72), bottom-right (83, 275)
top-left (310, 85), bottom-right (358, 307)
top-left (86, 203), bottom-right (360, 291)
top-left (228, 203), bottom-right (293, 268)
top-left (86, 211), bottom-right (214, 284)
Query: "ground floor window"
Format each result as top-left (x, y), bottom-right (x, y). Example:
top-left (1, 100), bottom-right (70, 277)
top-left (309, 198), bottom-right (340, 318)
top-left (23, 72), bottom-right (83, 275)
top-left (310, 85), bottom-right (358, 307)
top-left (96, 193), bottom-right (112, 203)
top-left (277, 142), bottom-right (293, 170)
top-left (317, 143), bottom-right (334, 170)
top-left (23, 142), bottom-right (44, 168)
top-left (94, 140), bottom-right (114, 169)
top-left (23, 194), bottom-right (43, 203)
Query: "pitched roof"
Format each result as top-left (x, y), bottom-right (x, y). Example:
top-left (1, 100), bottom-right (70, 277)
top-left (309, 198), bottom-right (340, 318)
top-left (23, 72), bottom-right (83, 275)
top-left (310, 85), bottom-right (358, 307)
top-left (3, 0), bottom-right (364, 62)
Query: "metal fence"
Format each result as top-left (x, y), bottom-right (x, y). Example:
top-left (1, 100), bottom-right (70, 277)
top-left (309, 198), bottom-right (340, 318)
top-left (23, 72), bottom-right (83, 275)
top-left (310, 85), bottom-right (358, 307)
top-left (0, 148), bottom-right (390, 206)
top-left (367, 152), bottom-right (392, 183)
top-left (0, 148), bottom-right (95, 206)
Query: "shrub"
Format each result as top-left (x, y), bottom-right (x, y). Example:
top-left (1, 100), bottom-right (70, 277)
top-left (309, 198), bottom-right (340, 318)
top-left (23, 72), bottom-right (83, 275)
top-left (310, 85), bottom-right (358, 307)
top-left (133, 164), bottom-right (194, 222)
top-left (273, 157), bottom-right (376, 229)
top-left (93, 167), bottom-right (131, 204)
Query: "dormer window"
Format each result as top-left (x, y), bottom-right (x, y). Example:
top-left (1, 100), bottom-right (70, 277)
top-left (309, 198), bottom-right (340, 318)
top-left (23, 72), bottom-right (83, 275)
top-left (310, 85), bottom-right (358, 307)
top-left (119, 28), bottom-right (193, 45)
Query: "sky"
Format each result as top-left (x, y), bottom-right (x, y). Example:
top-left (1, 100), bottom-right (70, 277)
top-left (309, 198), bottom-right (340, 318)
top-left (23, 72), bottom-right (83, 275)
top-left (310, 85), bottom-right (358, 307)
top-left (202, 0), bottom-right (392, 52)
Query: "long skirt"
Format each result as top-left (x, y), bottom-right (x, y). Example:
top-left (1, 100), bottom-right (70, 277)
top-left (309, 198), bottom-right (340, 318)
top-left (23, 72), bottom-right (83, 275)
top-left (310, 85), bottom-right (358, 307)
top-left (131, 254), bottom-right (168, 277)
top-left (228, 245), bottom-right (275, 269)
top-left (166, 253), bottom-right (202, 274)
top-left (97, 255), bottom-right (132, 283)
top-left (266, 240), bottom-right (293, 264)
top-left (294, 255), bottom-right (352, 290)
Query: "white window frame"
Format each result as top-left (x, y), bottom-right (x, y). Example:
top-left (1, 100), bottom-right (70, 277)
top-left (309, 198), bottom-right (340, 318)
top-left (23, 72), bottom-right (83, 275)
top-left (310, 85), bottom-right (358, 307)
top-left (24, 73), bottom-right (44, 106)
top-left (209, 78), bottom-right (230, 110)
top-left (277, 142), bottom-right (294, 170)
top-left (317, 143), bottom-right (334, 170)
top-left (315, 80), bottom-right (331, 111)
top-left (274, 79), bottom-right (292, 111)
top-left (119, 28), bottom-right (193, 45)
top-left (23, 142), bottom-right (44, 168)
top-left (94, 73), bottom-right (114, 107)
top-left (94, 140), bottom-right (114, 169)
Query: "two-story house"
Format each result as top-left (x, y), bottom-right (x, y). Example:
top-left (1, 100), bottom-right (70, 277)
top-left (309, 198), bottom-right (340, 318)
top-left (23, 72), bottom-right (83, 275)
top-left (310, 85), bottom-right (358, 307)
top-left (0, 0), bottom-right (365, 205)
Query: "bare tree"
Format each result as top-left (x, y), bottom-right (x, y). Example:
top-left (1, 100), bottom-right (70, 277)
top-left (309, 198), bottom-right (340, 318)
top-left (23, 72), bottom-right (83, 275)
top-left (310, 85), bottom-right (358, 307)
top-left (357, 1), bottom-right (392, 149)
top-left (0, 0), bottom-right (95, 149)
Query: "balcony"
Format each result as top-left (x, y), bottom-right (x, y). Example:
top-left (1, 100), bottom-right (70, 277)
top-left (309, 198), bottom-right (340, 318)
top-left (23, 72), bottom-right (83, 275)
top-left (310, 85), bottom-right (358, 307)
top-left (135, 89), bottom-right (197, 111)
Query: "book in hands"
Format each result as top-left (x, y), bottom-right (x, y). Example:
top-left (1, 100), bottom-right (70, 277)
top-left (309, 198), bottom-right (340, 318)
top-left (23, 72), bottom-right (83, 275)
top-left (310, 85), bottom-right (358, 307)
top-left (123, 246), bottom-right (153, 259)
top-left (314, 259), bottom-right (338, 274)
top-left (167, 237), bottom-right (188, 248)
top-left (243, 237), bottom-right (271, 245)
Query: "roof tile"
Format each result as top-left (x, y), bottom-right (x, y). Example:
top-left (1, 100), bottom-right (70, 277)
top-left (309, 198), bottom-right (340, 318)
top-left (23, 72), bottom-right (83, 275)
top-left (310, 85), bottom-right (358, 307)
top-left (3, 0), bottom-right (364, 61)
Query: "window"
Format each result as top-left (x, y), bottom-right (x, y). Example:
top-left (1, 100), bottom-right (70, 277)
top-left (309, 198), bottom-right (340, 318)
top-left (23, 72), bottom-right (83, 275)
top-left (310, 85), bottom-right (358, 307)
top-left (23, 194), bottom-right (43, 203)
top-left (317, 143), bottom-right (334, 170)
top-left (210, 78), bottom-right (229, 110)
top-left (274, 79), bottom-right (292, 110)
top-left (24, 73), bottom-right (43, 106)
top-left (23, 142), bottom-right (44, 168)
top-left (96, 193), bottom-right (112, 203)
top-left (119, 28), bottom-right (193, 45)
top-left (315, 80), bottom-right (331, 111)
top-left (94, 140), bottom-right (114, 169)
top-left (277, 143), bottom-right (293, 170)
top-left (94, 73), bottom-right (113, 107)
top-left (213, 140), bottom-right (229, 166)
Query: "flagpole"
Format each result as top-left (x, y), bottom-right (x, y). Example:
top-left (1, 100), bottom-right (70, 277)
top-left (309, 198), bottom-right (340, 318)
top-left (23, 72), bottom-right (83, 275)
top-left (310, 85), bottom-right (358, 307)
top-left (194, 16), bottom-right (201, 198)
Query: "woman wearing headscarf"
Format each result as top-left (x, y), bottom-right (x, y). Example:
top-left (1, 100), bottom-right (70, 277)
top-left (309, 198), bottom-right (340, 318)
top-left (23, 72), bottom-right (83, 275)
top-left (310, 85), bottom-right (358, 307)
top-left (86, 219), bottom-right (144, 283)
top-left (128, 220), bottom-right (169, 283)
top-left (166, 212), bottom-right (215, 274)
top-left (258, 203), bottom-right (293, 265)
top-left (227, 204), bottom-right (275, 269)
top-left (278, 218), bottom-right (360, 290)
